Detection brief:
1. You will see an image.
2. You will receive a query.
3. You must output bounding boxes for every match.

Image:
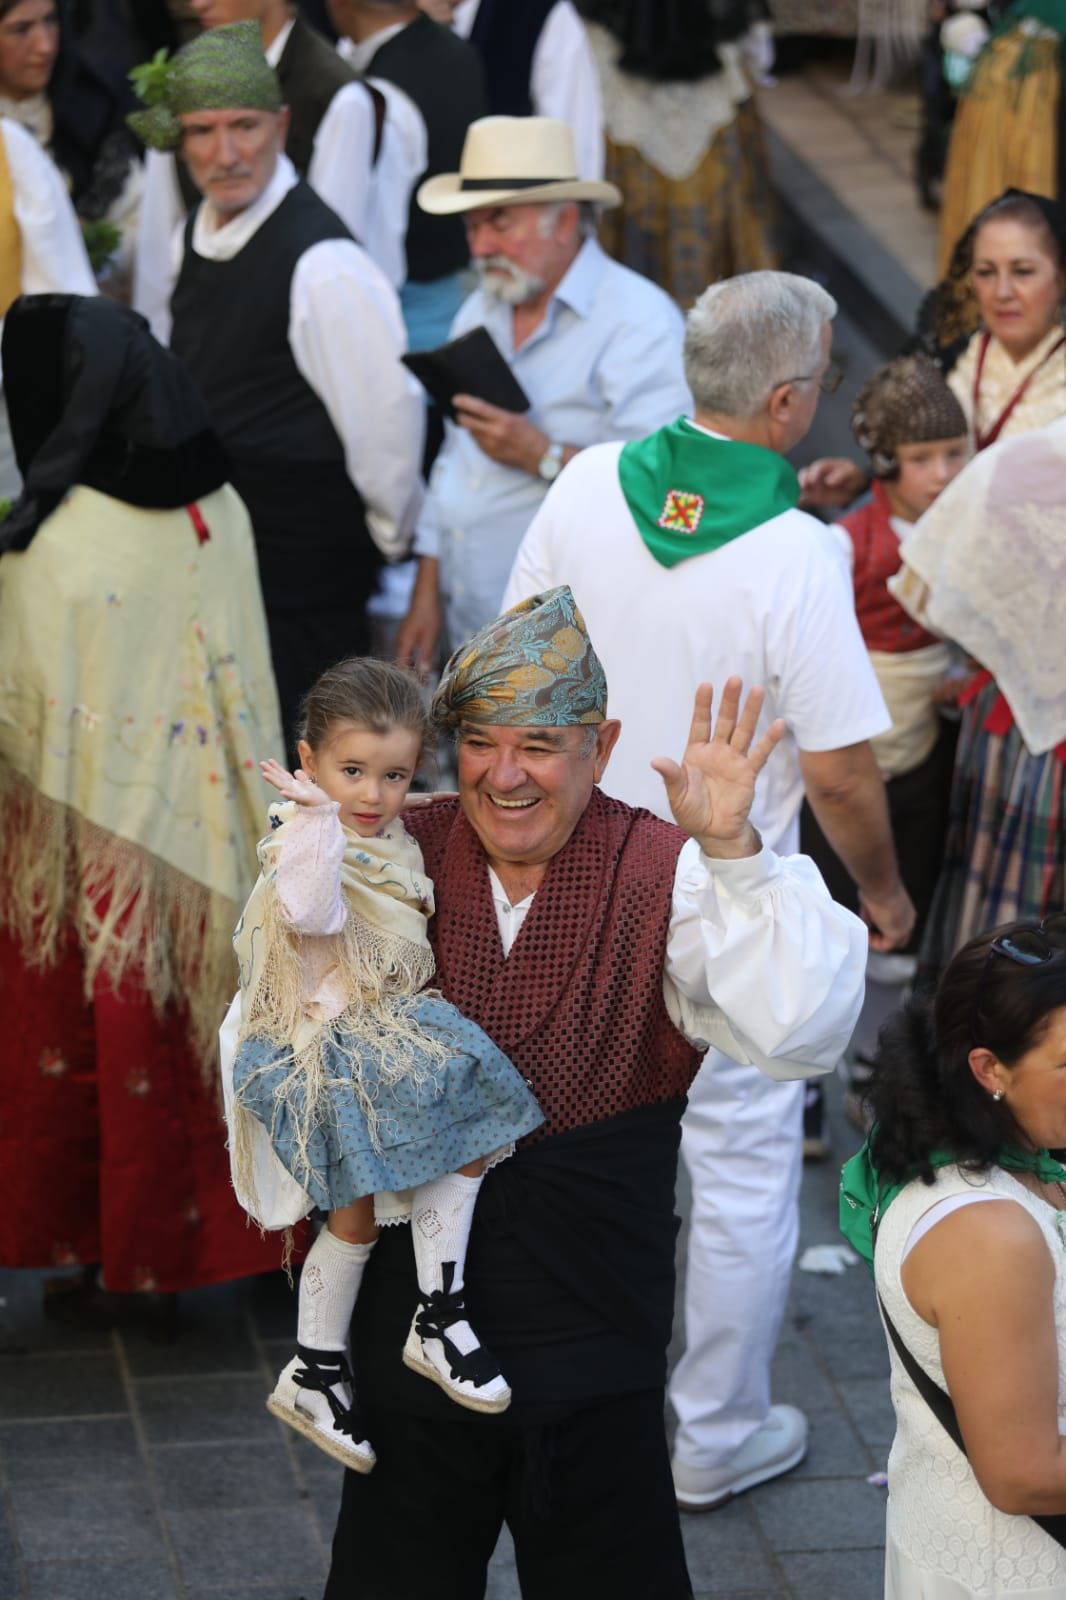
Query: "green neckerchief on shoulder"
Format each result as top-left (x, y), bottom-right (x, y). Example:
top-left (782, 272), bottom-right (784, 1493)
top-left (839, 1133), bottom-right (1066, 1272)
top-left (617, 417), bottom-right (800, 570)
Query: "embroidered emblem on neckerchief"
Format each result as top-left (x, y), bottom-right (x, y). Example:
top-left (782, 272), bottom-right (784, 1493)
top-left (657, 489), bottom-right (704, 535)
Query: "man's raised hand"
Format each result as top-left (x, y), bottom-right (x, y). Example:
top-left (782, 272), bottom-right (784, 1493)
top-left (651, 680), bottom-right (785, 859)
top-left (260, 758), bottom-right (332, 807)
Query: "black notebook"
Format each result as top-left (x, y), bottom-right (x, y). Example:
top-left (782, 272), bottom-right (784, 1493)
top-left (402, 325), bottom-right (530, 420)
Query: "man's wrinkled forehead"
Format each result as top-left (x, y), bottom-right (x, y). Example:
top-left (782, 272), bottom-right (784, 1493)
top-left (458, 721), bottom-right (578, 748)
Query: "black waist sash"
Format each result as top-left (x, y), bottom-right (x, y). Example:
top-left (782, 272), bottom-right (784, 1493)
top-left (354, 1098), bottom-right (686, 1421)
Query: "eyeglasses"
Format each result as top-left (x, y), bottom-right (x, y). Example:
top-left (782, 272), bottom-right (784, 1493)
top-left (971, 914), bottom-right (1066, 1041)
top-left (778, 364), bottom-right (843, 395)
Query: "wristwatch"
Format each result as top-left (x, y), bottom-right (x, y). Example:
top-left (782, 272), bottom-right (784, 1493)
top-left (537, 441), bottom-right (565, 483)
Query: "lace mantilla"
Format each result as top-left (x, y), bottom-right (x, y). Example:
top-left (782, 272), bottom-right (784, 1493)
top-left (585, 23), bottom-right (750, 183)
top-left (876, 1166), bottom-right (1066, 1593)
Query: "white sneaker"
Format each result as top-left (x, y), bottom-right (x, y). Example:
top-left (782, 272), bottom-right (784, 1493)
top-left (402, 1264), bottom-right (511, 1414)
top-left (866, 951), bottom-right (917, 986)
top-left (266, 1347), bottom-right (376, 1473)
top-left (672, 1405), bottom-right (808, 1511)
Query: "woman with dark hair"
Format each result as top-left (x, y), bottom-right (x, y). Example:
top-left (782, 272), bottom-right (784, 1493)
top-left (0, 0), bottom-right (142, 279)
top-left (576, 0), bottom-right (777, 305)
top-left (0, 295), bottom-right (284, 1324)
top-left (801, 186), bottom-right (1066, 507)
top-left (841, 918), bottom-right (1066, 1598)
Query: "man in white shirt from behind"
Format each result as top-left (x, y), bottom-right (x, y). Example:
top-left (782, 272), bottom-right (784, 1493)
top-left (418, 0), bottom-right (603, 182)
top-left (505, 270), bottom-right (916, 1510)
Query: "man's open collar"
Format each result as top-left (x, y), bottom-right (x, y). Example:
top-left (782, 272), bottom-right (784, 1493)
top-left (551, 236), bottom-right (605, 320)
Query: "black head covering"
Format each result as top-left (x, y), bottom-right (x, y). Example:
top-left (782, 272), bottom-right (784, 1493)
top-left (575, 0), bottom-right (742, 80)
top-left (913, 188), bottom-right (1066, 373)
top-left (0, 295), bottom-right (229, 552)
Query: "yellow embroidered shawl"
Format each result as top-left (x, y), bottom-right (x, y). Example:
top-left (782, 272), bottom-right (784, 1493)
top-left (0, 483), bottom-right (282, 1073)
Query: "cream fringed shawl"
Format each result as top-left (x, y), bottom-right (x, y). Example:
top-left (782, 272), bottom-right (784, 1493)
top-left (228, 805), bottom-right (448, 1225)
top-left (890, 417), bottom-right (1066, 757)
top-left (0, 482), bottom-right (283, 1074)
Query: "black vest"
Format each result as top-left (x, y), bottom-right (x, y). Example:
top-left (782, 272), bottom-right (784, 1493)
top-left (170, 182), bottom-right (376, 611)
top-left (469, 0), bottom-right (557, 117)
top-left (368, 15), bottom-right (487, 283)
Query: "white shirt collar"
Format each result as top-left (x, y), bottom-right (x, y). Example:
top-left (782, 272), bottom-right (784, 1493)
top-left (337, 22), bottom-right (408, 73)
top-left (265, 17), bottom-right (295, 67)
top-left (451, 0), bottom-right (478, 38)
top-left (190, 151), bottom-right (298, 262)
top-left (687, 419), bottom-right (731, 441)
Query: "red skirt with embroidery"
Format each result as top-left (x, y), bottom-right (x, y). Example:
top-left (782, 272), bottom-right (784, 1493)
top-left (0, 927), bottom-right (285, 1293)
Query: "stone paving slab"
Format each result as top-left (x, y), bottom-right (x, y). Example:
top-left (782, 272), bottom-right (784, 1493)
top-left (0, 1080), bottom-right (888, 1600)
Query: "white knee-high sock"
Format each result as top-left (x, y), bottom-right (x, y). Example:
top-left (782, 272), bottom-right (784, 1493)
top-left (410, 1173), bottom-right (483, 1357)
top-left (297, 1227), bottom-right (375, 1352)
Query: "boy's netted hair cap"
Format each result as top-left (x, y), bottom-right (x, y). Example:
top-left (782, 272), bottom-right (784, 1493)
top-left (851, 353), bottom-right (968, 478)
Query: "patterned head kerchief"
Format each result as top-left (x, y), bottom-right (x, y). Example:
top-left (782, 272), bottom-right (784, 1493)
top-left (851, 354), bottom-right (968, 479)
top-left (432, 586), bottom-right (608, 728)
top-left (127, 22), bottom-right (283, 154)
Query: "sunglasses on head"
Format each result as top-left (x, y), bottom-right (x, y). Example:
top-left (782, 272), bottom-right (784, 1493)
top-left (972, 914), bottom-right (1066, 1044)
top-left (989, 914), bottom-right (1066, 966)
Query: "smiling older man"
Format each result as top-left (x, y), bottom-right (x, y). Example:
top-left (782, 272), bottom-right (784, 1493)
top-left (326, 585), bottom-right (867, 1600)
top-left (129, 22), bottom-right (423, 750)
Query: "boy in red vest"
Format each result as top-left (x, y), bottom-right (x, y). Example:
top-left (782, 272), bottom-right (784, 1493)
top-left (807, 354), bottom-right (969, 1126)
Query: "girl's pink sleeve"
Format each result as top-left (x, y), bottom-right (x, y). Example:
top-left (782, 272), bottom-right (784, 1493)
top-left (274, 804), bottom-right (348, 935)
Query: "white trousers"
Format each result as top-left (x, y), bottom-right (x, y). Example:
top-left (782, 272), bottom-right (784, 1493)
top-left (668, 1048), bottom-right (804, 1470)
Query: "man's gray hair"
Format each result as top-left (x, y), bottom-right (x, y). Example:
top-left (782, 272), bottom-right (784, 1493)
top-left (536, 199), bottom-right (599, 240)
top-left (684, 272), bottom-right (838, 419)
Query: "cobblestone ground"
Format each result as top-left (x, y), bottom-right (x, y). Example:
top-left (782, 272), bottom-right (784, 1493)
top-left (0, 1071), bottom-right (890, 1600)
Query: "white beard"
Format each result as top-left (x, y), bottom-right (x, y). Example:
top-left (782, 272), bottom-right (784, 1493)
top-left (475, 256), bottom-right (547, 307)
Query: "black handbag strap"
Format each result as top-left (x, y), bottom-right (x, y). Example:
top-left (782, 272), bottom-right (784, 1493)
top-left (878, 1292), bottom-right (1066, 1551)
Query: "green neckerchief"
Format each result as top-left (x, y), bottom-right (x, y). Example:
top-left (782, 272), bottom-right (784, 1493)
top-left (617, 417), bottom-right (800, 570)
top-left (839, 1133), bottom-right (1066, 1273)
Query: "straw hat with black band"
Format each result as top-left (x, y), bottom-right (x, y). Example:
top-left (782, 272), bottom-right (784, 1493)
top-left (417, 115), bottom-right (621, 215)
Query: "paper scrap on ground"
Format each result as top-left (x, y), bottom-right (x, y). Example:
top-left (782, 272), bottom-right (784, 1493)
top-left (798, 1243), bottom-right (861, 1276)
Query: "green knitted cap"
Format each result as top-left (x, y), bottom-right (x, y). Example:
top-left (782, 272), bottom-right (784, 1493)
top-left (127, 22), bottom-right (283, 154)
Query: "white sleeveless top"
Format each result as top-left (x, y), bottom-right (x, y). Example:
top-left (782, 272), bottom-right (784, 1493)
top-left (875, 1165), bottom-right (1066, 1598)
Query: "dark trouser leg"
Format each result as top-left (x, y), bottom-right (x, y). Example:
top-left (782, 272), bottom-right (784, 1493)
top-left (324, 1408), bottom-right (509, 1600)
top-left (266, 606), bottom-right (372, 765)
top-left (507, 1390), bottom-right (692, 1600)
top-left (324, 1391), bottom-right (692, 1600)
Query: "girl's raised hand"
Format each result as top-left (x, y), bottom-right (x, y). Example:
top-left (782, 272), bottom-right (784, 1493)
top-left (260, 758), bottom-right (333, 807)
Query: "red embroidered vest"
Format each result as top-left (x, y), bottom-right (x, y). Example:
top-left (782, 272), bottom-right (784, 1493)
top-left (406, 788), bottom-right (702, 1142)
top-left (840, 482), bottom-right (940, 655)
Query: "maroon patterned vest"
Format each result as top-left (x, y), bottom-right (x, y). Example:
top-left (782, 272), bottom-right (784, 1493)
top-left (406, 788), bottom-right (702, 1142)
top-left (841, 481), bottom-right (940, 655)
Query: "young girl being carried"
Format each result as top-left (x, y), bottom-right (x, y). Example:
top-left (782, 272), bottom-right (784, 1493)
top-left (223, 657), bottom-right (543, 1473)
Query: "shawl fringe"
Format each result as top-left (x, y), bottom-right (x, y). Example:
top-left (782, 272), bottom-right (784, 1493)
top-left (231, 888), bottom-right (453, 1211)
top-left (0, 764), bottom-right (238, 1081)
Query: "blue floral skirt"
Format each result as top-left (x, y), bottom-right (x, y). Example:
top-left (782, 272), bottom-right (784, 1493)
top-left (231, 994), bottom-right (543, 1212)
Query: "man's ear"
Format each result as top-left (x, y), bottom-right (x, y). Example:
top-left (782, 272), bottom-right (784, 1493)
top-left (766, 380), bottom-right (794, 429)
top-left (592, 719), bottom-right (621, 781)
top-left (277, 104), bottom-right (292, 143)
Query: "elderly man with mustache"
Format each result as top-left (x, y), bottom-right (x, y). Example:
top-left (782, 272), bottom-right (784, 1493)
top-left (394, 114), bottom-right (690, 675)
top-left (129, 21), bottom-right (424, 752)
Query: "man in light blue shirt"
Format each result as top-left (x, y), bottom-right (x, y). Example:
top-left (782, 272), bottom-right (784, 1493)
top-left (394, 114), bottom-right (691, 666)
